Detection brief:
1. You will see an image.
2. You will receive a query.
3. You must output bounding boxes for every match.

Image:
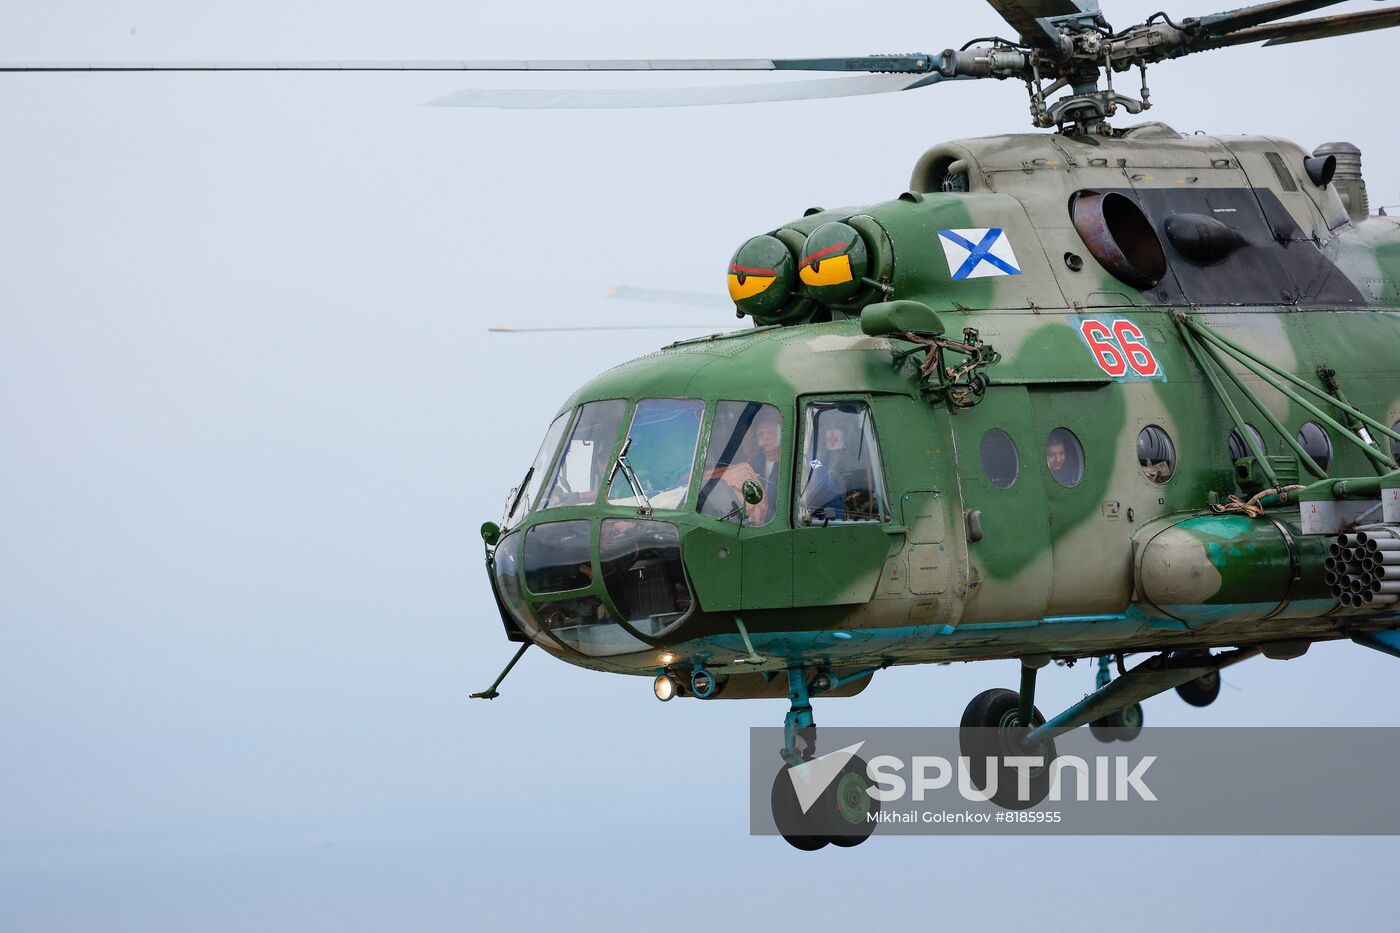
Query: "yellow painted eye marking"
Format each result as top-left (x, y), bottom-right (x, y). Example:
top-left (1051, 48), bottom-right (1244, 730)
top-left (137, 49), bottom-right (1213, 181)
top-left (728, 272), bottom-right (777, 301)
top-left (799, 252), bottom-right (854, 287)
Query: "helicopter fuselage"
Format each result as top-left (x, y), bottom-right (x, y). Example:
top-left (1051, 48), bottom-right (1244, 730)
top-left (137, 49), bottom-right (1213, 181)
top-left (485, 127), bottom-right (1400, 694)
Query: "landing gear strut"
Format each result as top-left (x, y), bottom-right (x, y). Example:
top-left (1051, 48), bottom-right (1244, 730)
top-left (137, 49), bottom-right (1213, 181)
top-left (770, 663), bottom-right (879, 851)
top-left (962, 649), bottom-right (1259, 809)
top-left (1030, 648), bottom-right (1257, 750)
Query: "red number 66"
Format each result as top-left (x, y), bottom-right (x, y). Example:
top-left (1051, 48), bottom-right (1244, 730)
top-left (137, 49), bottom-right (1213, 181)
top-left (1079, 319), bottom-right (1159, 378)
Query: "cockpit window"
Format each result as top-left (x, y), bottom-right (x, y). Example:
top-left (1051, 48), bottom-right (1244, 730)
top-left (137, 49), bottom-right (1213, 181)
top-left (523, 520), bottom-right (593, 594)
top-left (540, 400), bottom-right (626, 510)
top-left (534, 595), bottom-right (651, 657)
top-left (505, 411), bottom-right (571, 526)
top-left (599, 519), bottom-right (693, 636)
top-left (796, 400), bottom-right (888, 525)
top-left (491, 531), bottom-right (542, 641)
top-left (697, 401), bottom-right (783, 526)
top-left (513, 518), bottom-right (694, 657)
top-left (606, 398), bottom-right (705, 510)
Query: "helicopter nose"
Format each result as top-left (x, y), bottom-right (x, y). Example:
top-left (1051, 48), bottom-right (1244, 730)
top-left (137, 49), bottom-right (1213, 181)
top-left (492, 518), bottom-right (695, 658)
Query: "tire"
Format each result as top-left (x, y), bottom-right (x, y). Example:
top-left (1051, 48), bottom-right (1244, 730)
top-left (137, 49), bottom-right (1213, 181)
top-left (1091, 703), bottom-right (1144, 742)
top-left (824, 755), bottom-right (879, 847)
top-left (959, 687), bottom-right (1057, 810)
top-left (1089, 717), bottom-right (1118, 743)
top-left (1116, 702), bottom-right (1144, 742)
top-left (770, 765), bottom-right (829, 851)
top-left (1175, 671), bottom-right (1221, 708)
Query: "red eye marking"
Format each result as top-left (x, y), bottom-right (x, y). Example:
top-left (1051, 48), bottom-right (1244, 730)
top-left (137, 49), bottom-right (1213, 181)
top-left (798, 241), bottom-right (846, 270)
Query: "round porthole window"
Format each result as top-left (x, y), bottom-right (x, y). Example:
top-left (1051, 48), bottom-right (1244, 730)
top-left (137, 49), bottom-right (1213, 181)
top-left (1227, 424), bottom-right (1266, 462)
top-left (1137, 425), bottom-right (1176, 485)
top-left (1296, 422), bottom-right (1333, 473)
top-left (980, 428), bottom-right (1019, 489)
top-left (1045, 427), bottom-right (1084, 487)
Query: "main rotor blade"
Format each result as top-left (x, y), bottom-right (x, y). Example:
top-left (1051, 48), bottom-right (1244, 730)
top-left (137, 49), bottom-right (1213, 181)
top-left (0, 55), bottom-right (935, 74)
top-left (605, 287), bottom-right (732, 309)
top-left (429, 73), bottom-right (945, 110)
top-left (983, 0), bottom-right (1101, 45)
top-left (1204, 3), bottom-right (1400, 46)
top-left (0, 60), bottom-right (753, 73)
top-left (488, 325), bottom-right (717, 333)
top-left (1259, 3), bottom-right (1400, 43)
top-left (1195, 1), bottom-right (1351, 35)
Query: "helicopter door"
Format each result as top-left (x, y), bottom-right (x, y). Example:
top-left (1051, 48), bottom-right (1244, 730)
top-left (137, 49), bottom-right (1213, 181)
top-left (683, 401), bottom-right (794, 611)
top-left (1028, 387), bottom-right (1132, 615)
top-left (791, 396), bottom-right (894, 608)
top-left (950, 385), bottom-right (1053, 623)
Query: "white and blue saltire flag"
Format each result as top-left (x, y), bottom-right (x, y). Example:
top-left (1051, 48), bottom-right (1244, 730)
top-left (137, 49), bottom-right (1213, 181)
top-left (938, 228), bottom-right (1022, 280)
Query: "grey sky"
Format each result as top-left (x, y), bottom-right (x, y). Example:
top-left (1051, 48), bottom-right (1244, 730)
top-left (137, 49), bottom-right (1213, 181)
top-left (1, 2), bottom-right (1396, 930)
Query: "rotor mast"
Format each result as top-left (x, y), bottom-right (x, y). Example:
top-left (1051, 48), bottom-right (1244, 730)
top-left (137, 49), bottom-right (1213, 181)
top-left (941, 1), bottom-right (1399, 133)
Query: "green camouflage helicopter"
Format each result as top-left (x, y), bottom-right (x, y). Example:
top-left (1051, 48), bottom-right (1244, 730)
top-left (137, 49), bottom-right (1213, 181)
top-left (18, 0), bottom-right (1396, 849)
top-left (460, 0), bottom-right (1400, 848)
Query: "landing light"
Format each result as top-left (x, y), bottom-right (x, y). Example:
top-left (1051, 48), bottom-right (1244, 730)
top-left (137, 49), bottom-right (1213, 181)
top-left (654, 673), bottom-right (679, 702)
top-left (659, 653), bottom-right (676, 665)
top-left (690, 668), bottom-right (715, 699)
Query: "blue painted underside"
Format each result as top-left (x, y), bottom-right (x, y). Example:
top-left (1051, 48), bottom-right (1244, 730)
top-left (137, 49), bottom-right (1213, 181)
top-left (672, 603), bottom-right (1400, 668)
top-left (1353, 630), bottom-right (1400, 659)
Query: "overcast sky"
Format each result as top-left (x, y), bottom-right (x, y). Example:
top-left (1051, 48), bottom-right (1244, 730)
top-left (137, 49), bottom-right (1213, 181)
top-left (1, 2), bottom-right (1397, 930)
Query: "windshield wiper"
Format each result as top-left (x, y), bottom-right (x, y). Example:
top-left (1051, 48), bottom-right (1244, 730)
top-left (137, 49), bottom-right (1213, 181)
top-left (503, 466), bottom-right (534, 526)
top-left (608, 436), bottom-right (653, 514)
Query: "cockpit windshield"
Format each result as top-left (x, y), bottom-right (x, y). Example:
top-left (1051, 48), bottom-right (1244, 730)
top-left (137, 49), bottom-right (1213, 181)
top-left (505, 411), bottom-right (571, 526)
top-left (697, 401), bottom-right (782, 526)
top-left (606, 398), bottom-right (705, 510)
top-left (539, 400), bottom-right (627, 510)
top-left (797, 400), bottom-right (888, 525)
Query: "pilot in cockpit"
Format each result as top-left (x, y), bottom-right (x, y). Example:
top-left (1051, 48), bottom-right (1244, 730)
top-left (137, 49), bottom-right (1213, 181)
top-left (698, 403), bottom-right (782, 525)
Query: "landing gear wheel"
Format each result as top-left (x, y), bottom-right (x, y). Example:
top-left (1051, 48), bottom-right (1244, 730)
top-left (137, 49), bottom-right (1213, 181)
top-left (959, 688), bottom-right (1058, 810)
top-left (1091, 703), bottom-right (1144, 742)
top-left (825, 755), bottom-right (879, 848)
top-left (1089, 716), bottom-right (1118, 743)
top-left (770, 766), bottom-right (828, 851)
top-left (1176, 671), bottom-right (1221, 708)
top-left (1116, 702), bottom-right (1144, 742)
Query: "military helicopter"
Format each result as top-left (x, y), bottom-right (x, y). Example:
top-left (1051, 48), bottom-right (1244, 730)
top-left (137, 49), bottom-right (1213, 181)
top-left (16, 0), bottom-right (1399, 850)
top-left (460, 0), bottom-right (1400, 849)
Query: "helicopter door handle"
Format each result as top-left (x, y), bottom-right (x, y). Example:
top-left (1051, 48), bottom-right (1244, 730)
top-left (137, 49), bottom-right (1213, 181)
top-left (965, 509), bottom-right (984, 543)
